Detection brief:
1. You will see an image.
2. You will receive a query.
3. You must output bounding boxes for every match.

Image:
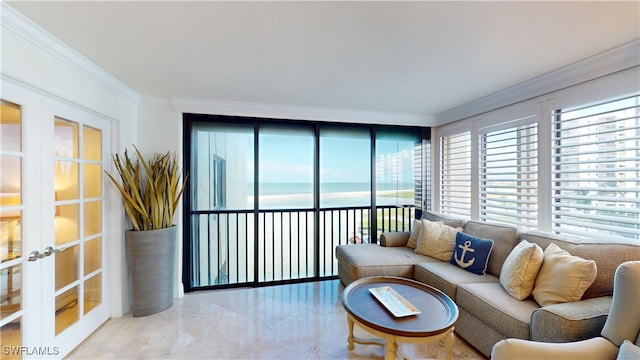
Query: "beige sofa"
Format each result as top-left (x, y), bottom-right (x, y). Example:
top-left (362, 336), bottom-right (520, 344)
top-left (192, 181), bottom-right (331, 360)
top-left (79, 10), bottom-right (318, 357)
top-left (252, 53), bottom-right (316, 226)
top-left (335, 211), bottom-right (640, 357)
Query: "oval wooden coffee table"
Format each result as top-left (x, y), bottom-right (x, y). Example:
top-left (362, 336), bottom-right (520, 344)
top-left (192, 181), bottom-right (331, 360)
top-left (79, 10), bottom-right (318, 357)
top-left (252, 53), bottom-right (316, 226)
top-left (342, 276), bottom-right (459, 360)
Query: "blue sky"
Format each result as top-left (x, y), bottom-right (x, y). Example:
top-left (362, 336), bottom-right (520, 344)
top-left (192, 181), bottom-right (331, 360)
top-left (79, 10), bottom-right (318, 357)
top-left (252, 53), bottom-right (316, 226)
top-left (254, 133), bottom-right (415, 184)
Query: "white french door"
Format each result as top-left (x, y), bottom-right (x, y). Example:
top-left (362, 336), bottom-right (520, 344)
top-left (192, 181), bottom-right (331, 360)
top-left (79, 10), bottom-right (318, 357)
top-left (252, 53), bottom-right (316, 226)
top-left (1, 81), bottom-right (110, 359)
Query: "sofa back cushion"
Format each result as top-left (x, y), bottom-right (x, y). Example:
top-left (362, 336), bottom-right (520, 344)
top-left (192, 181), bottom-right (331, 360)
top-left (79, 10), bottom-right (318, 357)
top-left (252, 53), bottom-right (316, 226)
top-left (520, 231), bottom-right (640, 299)
top-left (463, 221), bottom-right (519, 277)
top-left (421, 211), bottom-right (466, 228)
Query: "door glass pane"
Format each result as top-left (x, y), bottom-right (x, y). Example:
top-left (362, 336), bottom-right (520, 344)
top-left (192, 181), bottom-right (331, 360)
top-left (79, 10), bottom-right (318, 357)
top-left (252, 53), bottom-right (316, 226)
top-left (83, 164), bottom-right (101, 198)
top-left (192, 122), bottom-right (254, 210)
top-left (259, 125), bottom-right (314, 209)
top-left (1, 100), bottom-right (21, 152)
top-left (1, 317), bottom-right (21, 360)
top-left (83, 200), bottom-right (101, 237)
top-left (54, 117), bottom-right (78, 158)
top-left (83, 274), bottom-right (101, 315)
top-left (1, 265), bottom-right (21, 320)
top-left (82, 126), bottom-right (101, 161)
top-left (55, 286), bottom-right (78, 335)
top-left (376, 129), bottom-right (421, 207)
top-left (55, 161), bottom-right (79, 201)
top-left (1, 210), bottom-right (21, 262)
top-left (84, 237), bottom-right (101, 275)
top-left (55, 204), bottom-right (79, 245)
top-left (55, 246), bottom-right (78, 291)
top-left (319, 126), bottom-right (371, 208)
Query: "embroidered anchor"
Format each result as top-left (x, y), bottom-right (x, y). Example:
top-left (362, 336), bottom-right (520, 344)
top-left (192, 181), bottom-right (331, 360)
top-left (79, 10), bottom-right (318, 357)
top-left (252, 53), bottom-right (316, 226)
top-left (455, 240), bottom-right (476, 268)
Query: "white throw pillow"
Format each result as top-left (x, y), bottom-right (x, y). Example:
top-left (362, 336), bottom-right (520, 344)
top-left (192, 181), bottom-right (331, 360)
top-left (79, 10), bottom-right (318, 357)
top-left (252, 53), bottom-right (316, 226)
top-left (499, 240), bottom-right (543, 300)
top-left (414, 219), bottom-right (462, 261)
top-left (532, 243), bottom-right (597, 307)
top-left (406, 219), bottom-right (422, 249)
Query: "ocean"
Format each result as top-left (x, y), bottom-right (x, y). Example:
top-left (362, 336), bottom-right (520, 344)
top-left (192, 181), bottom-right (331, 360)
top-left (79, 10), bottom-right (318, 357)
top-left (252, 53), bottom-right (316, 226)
top-left (251, 182), bottom-right (415, 208)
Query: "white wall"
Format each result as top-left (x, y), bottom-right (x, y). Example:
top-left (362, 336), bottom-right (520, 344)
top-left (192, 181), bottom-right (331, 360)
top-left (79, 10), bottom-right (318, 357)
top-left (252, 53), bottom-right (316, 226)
top-left (136, 101), bottom-right (185, 298)
top-left (2, 3), bottom-right (139, 317)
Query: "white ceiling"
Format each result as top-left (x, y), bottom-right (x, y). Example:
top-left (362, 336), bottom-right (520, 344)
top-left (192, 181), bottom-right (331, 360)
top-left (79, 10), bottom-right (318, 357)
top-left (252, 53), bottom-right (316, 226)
top-left (7, 1), bottom-right (640, 125)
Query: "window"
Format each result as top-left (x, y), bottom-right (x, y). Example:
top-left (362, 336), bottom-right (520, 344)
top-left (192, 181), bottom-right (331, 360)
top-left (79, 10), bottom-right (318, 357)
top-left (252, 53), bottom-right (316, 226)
top-left (552, 95), bottom-right (640, 241)
top-left (319, 126), bottom-right (371, 208)
top-left (440, 131), bottom-right (471, 218)
top-left (479, 119), bottom-right (538, 229)
top-left (376, 128), bottom-right (422, 207)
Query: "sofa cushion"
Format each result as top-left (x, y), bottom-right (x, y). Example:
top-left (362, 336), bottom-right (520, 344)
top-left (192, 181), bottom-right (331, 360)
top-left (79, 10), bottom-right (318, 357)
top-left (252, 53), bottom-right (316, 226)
top-left (457, 282), bottom-right (539, 340)
top-left (521, 230), bottom-right (640, 299)
top-left (500, 240), bottom-right (544, 300)
top-left (421, 210), bottom-right (466, 228)
top-left (414, 219), bottom-right (462, 261)
top-left (413, 261), bottom-right (499, 301)
top-left (335, 244), bottom-right (437, 284)
top-left (450, 232), bottom-right (494, 275)
top-left (532, 243), bottom-right (597, 307)
top-left (463, 221), bottom-right (519, 277)
top-left (530, 296), bottom-right (610, 342)
top-left (405, 219), bottom-right (422, 248)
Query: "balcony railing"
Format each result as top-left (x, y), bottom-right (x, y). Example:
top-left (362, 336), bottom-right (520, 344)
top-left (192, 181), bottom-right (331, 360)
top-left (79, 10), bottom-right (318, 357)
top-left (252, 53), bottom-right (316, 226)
top-left (189, 205), bottom-right (416, 289)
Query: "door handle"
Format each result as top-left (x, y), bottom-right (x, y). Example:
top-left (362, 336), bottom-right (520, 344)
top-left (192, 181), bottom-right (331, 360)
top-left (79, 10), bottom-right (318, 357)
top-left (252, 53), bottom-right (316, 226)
top-left (43, 246), bottom-right (66, 257)
top-left (28, 246), bottom-right (67, 262)
top-left (28, 250), bottom-right (45, 262)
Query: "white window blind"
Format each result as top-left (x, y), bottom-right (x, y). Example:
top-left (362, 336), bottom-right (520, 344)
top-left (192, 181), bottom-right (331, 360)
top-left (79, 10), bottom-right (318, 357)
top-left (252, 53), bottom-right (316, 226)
top-left (440, 131), bottom-right (471, 218)
top-left (480, 121), bottom-right (538, 229)
top-left (552, 94), bottom-right (640, 241)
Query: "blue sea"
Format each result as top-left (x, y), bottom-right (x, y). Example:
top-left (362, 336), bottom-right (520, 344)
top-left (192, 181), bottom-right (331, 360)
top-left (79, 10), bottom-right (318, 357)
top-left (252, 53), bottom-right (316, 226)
top-left (251, 182), bottom-right (414, 208)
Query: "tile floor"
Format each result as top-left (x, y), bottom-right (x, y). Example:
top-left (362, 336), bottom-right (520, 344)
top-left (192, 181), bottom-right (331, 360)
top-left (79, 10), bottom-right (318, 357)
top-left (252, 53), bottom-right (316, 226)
top-left (67, 280), bottom-right (487, 359)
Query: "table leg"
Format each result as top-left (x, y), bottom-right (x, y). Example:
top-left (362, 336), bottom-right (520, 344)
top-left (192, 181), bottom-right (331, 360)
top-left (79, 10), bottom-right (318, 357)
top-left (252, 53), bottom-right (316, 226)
top-left (347, 316), bottom-right (355, 350)
top-left (444, 327), bottom-right (455, 360)
top-left (384, 340), bottom-right (397, 360)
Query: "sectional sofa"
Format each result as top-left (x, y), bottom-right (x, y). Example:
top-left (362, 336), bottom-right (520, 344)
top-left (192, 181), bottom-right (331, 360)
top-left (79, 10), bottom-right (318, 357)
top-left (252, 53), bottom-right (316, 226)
top-left (335, 211), bottom-right (640, 357)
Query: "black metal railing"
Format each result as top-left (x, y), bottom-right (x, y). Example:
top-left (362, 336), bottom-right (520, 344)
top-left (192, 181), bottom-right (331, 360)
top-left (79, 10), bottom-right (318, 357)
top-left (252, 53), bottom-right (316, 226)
top-left (189, 205), bottom-right (416, 289)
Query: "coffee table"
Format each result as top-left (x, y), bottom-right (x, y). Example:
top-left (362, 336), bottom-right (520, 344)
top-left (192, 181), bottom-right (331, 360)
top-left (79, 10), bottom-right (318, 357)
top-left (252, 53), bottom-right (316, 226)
top-left (341, 276), bottom-right (459, 360)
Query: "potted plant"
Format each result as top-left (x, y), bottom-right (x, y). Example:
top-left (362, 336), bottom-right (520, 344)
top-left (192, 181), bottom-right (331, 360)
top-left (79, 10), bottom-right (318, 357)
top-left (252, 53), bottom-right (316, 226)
top-left (105, 146), bottom-right (187, 316)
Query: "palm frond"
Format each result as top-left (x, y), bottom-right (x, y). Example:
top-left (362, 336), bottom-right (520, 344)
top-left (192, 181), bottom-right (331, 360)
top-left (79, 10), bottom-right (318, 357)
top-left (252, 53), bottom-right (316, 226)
top-left (105, 146), bottom-right (187, 231)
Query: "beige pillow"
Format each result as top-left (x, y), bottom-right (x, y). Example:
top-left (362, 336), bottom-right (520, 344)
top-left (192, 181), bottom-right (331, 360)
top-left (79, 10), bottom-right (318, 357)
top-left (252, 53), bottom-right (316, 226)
top-left (414, 219), bottom-right (462, 261)
top-left (406, 219), bottom-right (423, 249)
top-left (499, 240), bottom-right (544, 300)
top-left (532, 243), bottom-right (597, 307)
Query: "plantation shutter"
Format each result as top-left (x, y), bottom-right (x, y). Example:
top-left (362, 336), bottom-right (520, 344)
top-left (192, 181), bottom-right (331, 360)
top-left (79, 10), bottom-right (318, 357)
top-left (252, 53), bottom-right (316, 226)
top-left (479, 118), bottom-right (538, 229)
top-left (440, 131), bottom-right (471, 218)
top-left (551, 94), bottom-right (640, 241)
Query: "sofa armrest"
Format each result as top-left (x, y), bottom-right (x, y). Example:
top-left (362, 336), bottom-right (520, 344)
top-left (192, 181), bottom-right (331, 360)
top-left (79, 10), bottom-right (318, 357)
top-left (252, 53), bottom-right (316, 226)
top-left (491, 337), bottom-right (618, 360)
top-left (531, 296), bottom-right (612, 343)
top-left (380, 232), bottom-right (410, 247)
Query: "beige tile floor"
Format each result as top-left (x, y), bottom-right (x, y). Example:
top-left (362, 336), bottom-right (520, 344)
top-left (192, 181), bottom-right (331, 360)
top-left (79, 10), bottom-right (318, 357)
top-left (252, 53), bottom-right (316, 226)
top-left (67, 280), bottom-right (487, 359)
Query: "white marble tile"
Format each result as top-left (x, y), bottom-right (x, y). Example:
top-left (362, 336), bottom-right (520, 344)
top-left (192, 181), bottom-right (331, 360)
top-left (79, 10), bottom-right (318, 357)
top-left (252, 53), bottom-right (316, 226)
top-left (67, 280), bottom-right (487, 359)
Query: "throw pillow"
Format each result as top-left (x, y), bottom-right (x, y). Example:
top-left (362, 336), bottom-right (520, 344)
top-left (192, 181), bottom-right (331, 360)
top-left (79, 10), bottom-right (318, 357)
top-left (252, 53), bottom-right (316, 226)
top-left (617, 340), bottom-right (640, 360)
top-left (499, 240), bottom-right (544, 300)
top-left (449, 232), bottom-right (494, 275)
top-left (532, 243), bottom-right (597, 307)
top-left (406, 219), bottom-right (422, 249)
top-left (414, 219), bottom-right (462, 261)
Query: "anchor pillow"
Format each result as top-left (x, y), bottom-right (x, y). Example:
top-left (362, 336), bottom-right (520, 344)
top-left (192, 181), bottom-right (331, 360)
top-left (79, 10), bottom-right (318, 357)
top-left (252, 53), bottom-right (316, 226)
top-left (450, 232), bottom-right (494, 275)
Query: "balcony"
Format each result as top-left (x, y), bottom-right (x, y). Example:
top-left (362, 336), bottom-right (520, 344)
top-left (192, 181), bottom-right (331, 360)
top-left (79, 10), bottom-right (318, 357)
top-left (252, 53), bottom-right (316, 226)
top-left (188, 205), bottom-right (417, 290)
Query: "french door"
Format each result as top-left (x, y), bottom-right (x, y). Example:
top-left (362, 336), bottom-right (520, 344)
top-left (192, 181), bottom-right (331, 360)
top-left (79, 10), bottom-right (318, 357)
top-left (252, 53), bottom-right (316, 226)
top-left (1, 82), bottom-right (110, 358)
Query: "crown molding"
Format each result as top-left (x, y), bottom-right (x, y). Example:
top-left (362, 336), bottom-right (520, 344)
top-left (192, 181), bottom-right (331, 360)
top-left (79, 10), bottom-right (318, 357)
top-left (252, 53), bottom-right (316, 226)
top-left (170, 97), bottom-right (432, 126)
top-left (1, 2), bottom-right (141, 104)
top-left (435, 39), bottom-right (640, 125)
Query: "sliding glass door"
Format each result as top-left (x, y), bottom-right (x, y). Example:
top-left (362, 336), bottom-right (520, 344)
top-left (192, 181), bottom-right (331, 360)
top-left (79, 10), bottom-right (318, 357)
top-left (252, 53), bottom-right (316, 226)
top-left (184, 114), bottom-right (428, 291)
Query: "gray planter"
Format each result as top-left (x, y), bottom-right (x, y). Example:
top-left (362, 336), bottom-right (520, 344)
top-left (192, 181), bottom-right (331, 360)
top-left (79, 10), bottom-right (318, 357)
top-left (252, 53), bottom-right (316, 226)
top-left (126, 226), bottom-right (177, 317)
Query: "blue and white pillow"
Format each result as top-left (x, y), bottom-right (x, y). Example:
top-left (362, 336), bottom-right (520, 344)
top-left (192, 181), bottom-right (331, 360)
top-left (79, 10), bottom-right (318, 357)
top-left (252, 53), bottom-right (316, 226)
top-left (450, 232), bottom-right (494, 275)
